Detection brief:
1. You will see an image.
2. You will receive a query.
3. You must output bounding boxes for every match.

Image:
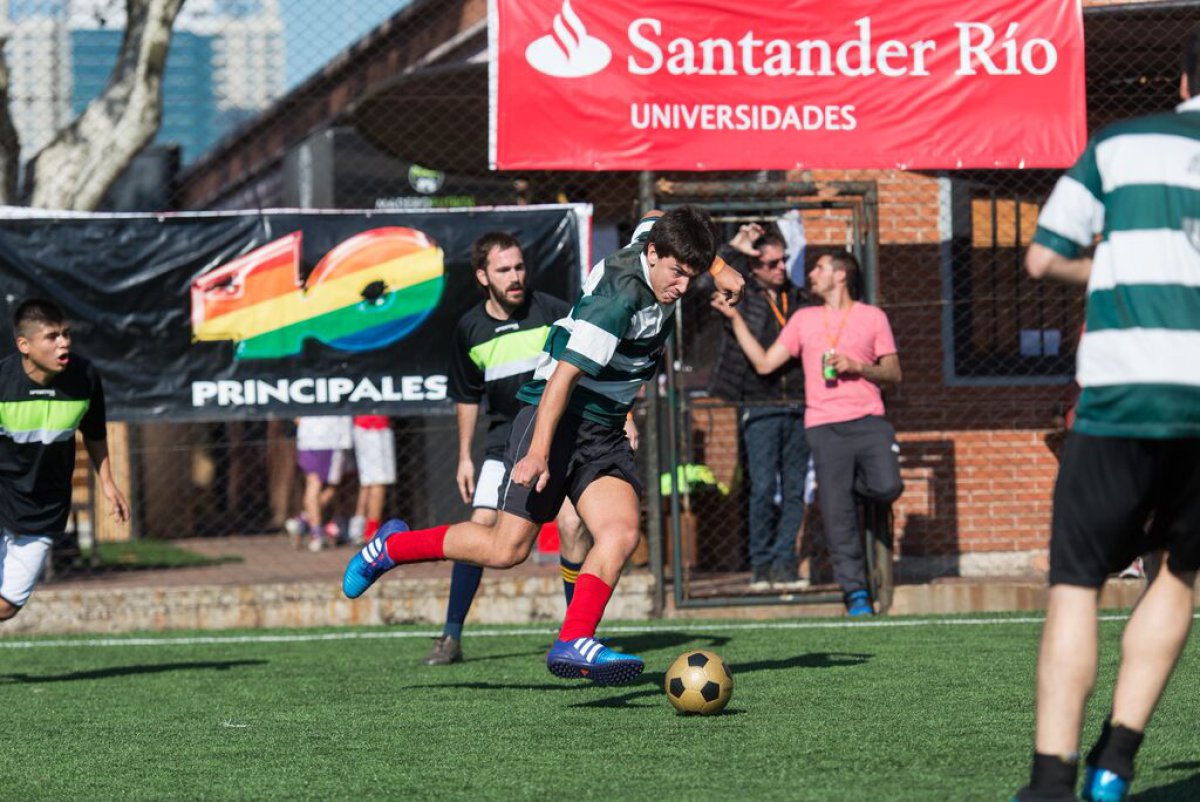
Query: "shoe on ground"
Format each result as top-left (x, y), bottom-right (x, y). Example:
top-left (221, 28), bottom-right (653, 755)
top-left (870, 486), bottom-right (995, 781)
top-left (845, 589), bottom-right (874, 617)
top-left (422, 635), bottom-right (463, 666)
top-left (546, 637), bottom-right (644, 685)
top-left (1082, 766), bottom-right (1130, 802)
top-left (1011, 787), bottom-right (1078, 802)
top-left (348, 516), bottom-right (366, 545)
top-left (285, 516), bottom-right (309, 548)
top-left (770, 564), bottom-right (811, 591)
top-left (307, 535), bottom-right (323, 553)
top-left (749, 565), bottom-right (771, 591)
top-left (342, 518), bottom-right (408, 598)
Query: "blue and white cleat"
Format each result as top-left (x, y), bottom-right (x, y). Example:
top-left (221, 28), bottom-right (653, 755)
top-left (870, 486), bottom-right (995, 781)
top-left (342, 519), bottom-right (408, 599)
top-left (1082, 766), bottom-right (1130, 802)
top-left (546, 637), bottom-right (645, 685)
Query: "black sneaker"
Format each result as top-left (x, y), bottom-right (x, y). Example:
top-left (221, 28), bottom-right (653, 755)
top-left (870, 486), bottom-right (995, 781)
top-left (770, 563), bottom-right (811, 591)
top-left (422, 635), bottom-right (463, 666)
top-left (750, 566), bottom-right (771, 591)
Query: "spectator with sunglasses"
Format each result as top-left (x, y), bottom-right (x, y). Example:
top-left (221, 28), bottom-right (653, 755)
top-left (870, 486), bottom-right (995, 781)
top-left (708, 224), bottom-right (815, 591)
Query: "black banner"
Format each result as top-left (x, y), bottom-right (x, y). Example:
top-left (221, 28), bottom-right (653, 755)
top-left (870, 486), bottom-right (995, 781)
top-left (0, 205), bottom-right (587, 420)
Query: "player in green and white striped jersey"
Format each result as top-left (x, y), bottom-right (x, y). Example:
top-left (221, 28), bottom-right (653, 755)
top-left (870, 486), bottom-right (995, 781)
top-left (344, 206), bottom-right (743, 685)
top-left (1014, 31), bottom-right (1200, 802)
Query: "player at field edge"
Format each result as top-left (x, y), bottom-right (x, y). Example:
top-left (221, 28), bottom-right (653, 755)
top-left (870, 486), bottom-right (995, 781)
top-left (343, 205), bottom-right (744, 684)
top-left (423, 230), bottom-right (635, 667)
top-left (1012, 29), bottom-right (1200, 802)
top-left (0, 299), bottom-right (129, 621)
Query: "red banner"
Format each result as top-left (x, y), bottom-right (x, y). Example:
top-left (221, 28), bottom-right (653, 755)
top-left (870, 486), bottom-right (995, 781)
top-left (490, 0), bottom-right (1086, 171)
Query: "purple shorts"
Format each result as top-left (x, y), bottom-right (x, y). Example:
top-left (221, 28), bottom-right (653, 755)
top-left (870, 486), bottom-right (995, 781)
top-left (297, 448), bottom-right (349, 485)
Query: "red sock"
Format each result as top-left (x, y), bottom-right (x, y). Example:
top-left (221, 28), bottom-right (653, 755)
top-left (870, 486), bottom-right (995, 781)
top-left (384, 525), bottom-right (447, 563)
top-left (363, 519), bottom-right (380, 541)
top-left (558, 573), bottom-right (613, 641)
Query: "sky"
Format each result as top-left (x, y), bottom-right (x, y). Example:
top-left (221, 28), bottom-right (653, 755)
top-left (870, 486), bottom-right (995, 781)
top-left (282, 0), bottom-right (413, 90)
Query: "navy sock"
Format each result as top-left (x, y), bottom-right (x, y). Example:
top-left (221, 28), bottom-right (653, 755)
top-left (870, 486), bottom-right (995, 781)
top-left (560, 557), bottom-right (583, 605)
top-left (443, 562), bottom-right (484, 639)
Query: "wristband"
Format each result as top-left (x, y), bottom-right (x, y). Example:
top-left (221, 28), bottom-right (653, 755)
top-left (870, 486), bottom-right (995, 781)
top-left (709, 256), bottom-right (728, 277)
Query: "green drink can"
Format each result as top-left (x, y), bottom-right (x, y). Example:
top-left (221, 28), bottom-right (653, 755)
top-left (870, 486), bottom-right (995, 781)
top-left (822, 350), bottom-right (838, 381)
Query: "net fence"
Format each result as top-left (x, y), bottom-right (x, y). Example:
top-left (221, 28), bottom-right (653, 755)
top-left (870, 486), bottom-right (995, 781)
top-left (5, 0), bottom-right (1191, 608)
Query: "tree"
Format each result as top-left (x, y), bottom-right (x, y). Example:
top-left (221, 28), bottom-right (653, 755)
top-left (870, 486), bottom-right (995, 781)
top-left (0, 0), bottom-right (185, 210)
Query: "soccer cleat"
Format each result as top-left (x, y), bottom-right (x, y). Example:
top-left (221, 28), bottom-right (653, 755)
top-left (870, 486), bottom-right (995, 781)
top-left (341, 519), bottom-right (407, 598)
top-left (422, 635), bottom-right (464, 666)
top-left (1082, 766), bottom-right (1130, 802)
top-left (546, 637), bottom-right (645, 685)
top-left (845, 589), bottom-right (874, 617)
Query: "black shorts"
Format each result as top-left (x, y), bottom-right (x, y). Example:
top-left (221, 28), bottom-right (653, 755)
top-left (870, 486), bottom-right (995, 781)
top-left (1050, 432), bottom-right (1200, 587)
top-left (498, 404), bottom-right (642, 524)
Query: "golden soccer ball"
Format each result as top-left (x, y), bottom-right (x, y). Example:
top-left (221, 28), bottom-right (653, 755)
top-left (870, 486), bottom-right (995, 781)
top-left (663, 650), bottom-right (733, 715)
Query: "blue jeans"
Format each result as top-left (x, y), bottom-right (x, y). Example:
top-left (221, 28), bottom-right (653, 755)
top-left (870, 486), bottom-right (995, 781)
top-left (741, 407), bottom-right (809, 571)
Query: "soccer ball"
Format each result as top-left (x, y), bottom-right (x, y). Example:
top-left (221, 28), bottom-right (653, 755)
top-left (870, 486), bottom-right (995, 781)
top-left (664, 650), bottom-right (733, 715)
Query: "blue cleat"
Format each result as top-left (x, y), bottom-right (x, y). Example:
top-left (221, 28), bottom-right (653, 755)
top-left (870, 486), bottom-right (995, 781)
top-left (342, 519), bottom-right (408, 599)
top-left (1082, 766), bottom-right (1130, 802)
top-left (845, 589), bottom-right (874, 617)
top-left (546, 637), bottom-right (644, 685)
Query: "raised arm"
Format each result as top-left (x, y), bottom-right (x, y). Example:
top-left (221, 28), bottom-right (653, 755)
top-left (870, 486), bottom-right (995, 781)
top-left (711, 293), bottom-right (793, 375)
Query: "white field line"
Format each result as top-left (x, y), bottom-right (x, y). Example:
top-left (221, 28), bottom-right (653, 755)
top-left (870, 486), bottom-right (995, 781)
top-left (0, 612), bottom-right (1162, 650)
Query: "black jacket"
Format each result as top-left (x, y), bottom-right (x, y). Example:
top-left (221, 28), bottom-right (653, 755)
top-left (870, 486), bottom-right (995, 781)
top-left (708, 245), bottom-right (811, 405)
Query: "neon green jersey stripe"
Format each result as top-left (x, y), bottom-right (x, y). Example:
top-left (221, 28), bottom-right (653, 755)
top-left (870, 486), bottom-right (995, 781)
top-left (468, 326), bottom-right (552, 371)
top-left (0, 399), bottom-right (90, 432)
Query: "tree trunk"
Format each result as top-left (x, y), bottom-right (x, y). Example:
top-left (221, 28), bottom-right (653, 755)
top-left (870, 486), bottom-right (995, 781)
top-left (25, 0), bottom-right (186, 211)
top-left (0, 41), bottom-right (22, 206)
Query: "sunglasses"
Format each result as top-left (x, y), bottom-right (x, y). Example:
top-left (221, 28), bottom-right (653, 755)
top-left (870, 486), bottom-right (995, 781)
top-left (758, 258), bottom-right (787, 269)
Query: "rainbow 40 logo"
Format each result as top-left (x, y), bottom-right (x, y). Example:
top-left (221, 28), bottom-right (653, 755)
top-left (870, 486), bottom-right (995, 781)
top-left (191, 227), bottom-right (444, 360)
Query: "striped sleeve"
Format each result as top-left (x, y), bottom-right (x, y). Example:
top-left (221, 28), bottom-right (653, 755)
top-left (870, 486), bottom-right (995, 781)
top-left (1034, 140), bottom-right (1105, 258)
top-left (560, 293), bottom-right (636, 376)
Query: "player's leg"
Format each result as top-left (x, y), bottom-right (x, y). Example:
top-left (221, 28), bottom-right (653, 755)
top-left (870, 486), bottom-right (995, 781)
top-left (425, 459), bottom-right (505, 666)
top-left (1016, 434), bottom-right (1155, 802)
top-left (352, 426), bottom-right (394, 543)
top-left (772, 411), bottom-right (809, 589)
top-left (806, 424), bottom-right (871, 614)
top-left (742, 408), bottom-right (781, 589)
top-left (546, 475), bottom-right (645, 684)
top-left (851, 416), bottom-right (904, 505)
top-left (0, 533), bottom-right (53, 622)
top-left (1081, 439), bottom-right (1200, 801)
top-left (343, 407), bottom-right (555, 598)
top-left (554, 497), bottom-right (591, 605)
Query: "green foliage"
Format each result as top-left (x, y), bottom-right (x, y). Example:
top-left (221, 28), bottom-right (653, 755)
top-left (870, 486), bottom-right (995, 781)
top-left (2, 615), bottom-right (1198, 800)
top-left (91, 540), bottom-right (243, 569)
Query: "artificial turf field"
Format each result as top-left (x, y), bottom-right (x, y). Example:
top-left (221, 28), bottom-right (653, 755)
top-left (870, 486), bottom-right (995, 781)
top-left (3, 613), bottom-right (1199, 801)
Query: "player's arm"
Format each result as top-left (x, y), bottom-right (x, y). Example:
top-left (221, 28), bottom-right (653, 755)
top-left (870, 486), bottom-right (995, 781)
top-left (830, 352), bottom-right (902, 386)
top-left (84, 436), bottom-right (130, 523)
top-left (1025, 242), bottom-right (1092, 285)
top-left (455, 403), bottom-right (480, 504)
top-left (710, 294), bottom-right (792, 375)
top-left (511, 361), bottom-right (584, 492)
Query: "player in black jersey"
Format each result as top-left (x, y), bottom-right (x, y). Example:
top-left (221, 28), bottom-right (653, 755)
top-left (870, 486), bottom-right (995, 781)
top-left (0, 299), bottom-right (129, 621)
top-left (422, 232), bottom-right (633, 665)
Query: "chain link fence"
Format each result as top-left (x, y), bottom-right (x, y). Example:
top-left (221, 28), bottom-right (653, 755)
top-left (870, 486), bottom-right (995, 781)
top-left (8, 0), bottom-right (1194, 608)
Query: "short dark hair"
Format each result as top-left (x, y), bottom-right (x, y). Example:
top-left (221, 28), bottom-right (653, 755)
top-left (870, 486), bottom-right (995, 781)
top-left (751, 233), bottom-right (787, 266)
top-left (13, 298), bottom-right (65, 338)
top-left (1185, 28), bottom-right (1200, 96)
top-left (471, 231), bottom-right (522, 273)
top-left (826, 251), bottom-right (863, 300)
top-left (646, 205), bottom-right (717, 274)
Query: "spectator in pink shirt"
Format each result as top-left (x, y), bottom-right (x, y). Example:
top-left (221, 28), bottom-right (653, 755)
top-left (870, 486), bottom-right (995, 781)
top-left (712, 251), bottom-right (903, 616)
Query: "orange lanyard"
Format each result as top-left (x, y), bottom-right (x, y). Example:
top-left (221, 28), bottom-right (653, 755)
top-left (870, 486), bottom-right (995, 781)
top-left (821, 302), bottom-right (854, 350)
top-left (765, 290), bottom-right (788, 328)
